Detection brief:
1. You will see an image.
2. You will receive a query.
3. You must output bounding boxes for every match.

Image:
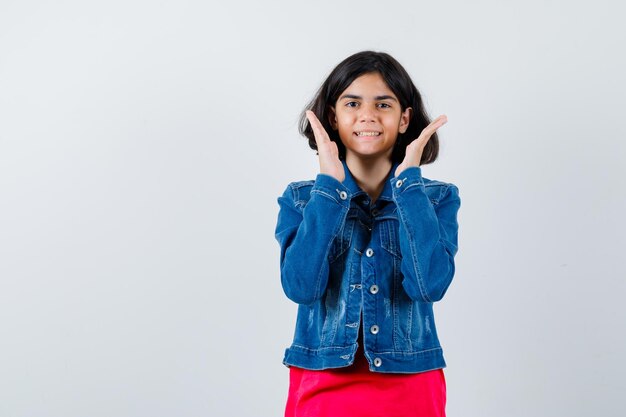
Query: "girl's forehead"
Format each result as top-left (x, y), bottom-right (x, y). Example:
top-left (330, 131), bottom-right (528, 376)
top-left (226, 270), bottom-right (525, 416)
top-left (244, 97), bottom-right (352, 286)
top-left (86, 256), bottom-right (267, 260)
top-left (340, 72), bottom-right (396, 98)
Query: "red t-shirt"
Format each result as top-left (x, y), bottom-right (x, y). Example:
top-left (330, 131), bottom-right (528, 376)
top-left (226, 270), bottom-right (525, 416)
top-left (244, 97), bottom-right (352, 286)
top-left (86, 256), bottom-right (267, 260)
top-left (284, 336), bottom-right (447, 417)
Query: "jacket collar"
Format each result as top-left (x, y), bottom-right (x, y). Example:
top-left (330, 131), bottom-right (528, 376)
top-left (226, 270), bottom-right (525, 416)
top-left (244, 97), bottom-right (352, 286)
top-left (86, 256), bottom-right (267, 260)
top-left (341, 159), bottom-right (400, 202)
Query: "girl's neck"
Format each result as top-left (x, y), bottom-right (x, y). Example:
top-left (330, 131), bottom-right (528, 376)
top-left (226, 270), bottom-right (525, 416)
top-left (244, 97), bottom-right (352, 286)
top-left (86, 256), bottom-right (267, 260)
top-left (345, 153), bottom-right (393, 204)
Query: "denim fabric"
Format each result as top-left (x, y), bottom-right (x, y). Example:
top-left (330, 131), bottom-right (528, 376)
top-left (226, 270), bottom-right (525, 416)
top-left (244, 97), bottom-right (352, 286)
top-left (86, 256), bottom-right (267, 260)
top-left (275, 160), bottom-right (461, 373)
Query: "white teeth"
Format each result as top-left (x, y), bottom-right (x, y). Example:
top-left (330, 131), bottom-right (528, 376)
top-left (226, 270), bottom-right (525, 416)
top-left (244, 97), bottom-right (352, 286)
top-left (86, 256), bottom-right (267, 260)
top-left (356, 132), bottom-right (381, 137)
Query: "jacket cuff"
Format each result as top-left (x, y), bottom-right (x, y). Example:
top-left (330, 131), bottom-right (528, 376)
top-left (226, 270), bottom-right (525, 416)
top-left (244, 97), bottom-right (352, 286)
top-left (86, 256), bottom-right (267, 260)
top-left (311, 173), bottom-right (352, 208)
top-left (391, 166), bottom-right (425, 193)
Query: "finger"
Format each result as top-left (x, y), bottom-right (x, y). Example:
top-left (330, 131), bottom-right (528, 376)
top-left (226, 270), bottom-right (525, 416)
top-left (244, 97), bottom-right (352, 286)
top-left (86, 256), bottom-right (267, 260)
top-left (425, 115), bottom-right (447, 133)
top-left (416, 114), bottom-right (448, 144)
top-left (306, 110), bottom-right (330, 146)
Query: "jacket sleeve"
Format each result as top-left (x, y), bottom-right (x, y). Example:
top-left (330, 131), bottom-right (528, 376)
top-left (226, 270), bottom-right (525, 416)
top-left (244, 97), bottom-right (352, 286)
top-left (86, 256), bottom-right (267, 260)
top-left (274, 174), bottom-right (351, 305)
top-left (391, 166), bottom-right (461, 302)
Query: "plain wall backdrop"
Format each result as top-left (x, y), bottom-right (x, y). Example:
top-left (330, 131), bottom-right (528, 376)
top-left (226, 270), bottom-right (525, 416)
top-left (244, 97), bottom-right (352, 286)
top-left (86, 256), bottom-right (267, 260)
top-left (1, 1), bottom-right (625, 416)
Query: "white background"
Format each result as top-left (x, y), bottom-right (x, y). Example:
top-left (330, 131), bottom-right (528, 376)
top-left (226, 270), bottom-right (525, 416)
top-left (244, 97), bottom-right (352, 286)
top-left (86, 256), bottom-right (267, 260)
top-left (1, 1), bottom-right (625, 416)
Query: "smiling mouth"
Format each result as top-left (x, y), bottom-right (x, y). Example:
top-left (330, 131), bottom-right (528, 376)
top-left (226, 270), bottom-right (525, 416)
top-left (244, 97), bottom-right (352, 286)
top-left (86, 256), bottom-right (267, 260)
top-left (354, 131), bottom-right (382, 137)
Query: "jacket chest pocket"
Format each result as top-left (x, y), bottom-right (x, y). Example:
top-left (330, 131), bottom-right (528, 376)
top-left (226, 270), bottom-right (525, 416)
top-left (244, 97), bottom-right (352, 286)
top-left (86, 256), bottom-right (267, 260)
top-left (378, 216), bottom-right (401, 258)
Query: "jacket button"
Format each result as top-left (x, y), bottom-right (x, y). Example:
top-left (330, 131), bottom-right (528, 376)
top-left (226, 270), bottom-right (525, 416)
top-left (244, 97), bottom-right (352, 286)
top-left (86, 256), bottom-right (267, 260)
top-left (338, 190), bottom-right (348, 200)
top-left (373, 357), bottom-right (382, 367)
top-left (370, 325), bottom-right (379, 335)
top-left (395, 179), bottom-right (404, 188)
top-left (370, 284), bottom-right (379, 294)
top-left (365, 248), bottom-right (374, 257)
top-left (371, 208), bottom-right (379, 216)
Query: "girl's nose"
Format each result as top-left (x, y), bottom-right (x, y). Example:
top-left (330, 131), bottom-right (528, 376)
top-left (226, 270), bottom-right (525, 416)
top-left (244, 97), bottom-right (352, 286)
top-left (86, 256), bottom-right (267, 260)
top-left (358, 105), bottom-right (377, 123)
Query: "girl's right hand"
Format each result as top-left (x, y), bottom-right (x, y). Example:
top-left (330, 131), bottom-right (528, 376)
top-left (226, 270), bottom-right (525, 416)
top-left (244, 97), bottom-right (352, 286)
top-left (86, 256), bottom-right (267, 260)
top-left (306, 110), bottom-right (345, 182)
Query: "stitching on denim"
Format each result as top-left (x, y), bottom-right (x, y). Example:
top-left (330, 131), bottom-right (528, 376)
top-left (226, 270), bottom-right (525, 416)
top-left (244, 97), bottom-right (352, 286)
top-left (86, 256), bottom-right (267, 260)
top-left (396, 198), bottom-right (432, 302)
top-left (289, 344), bottom-right (355, 353)
top-left (289, 181), bottom-right (313, 201)
top-left (392, 263), bottom-right (400, 351)
top-left (313, 206), bottom-right (348, 302)
top-left (390, 221), bottom-right (398, 255)
top-left (332, 220), bottom-right (354, 261)
top-left (288, 344), bottom-right (442, 355)
top-left (289, 180), bottom-right (315, 189)
top-left (403, 182), bottom-right (425, 192)
top-left (424, 180), bottom-right (447, 188)
top-left (428, 183), bottom-right (447, 204)
top-left (310, 189), bottom-right (339, 205)
top-left (369, 346), bottom-right (443, 355)
top-left (379, 220), bottom-right (400, 258)
top-left (289, 181), bottom-right (311, 209)
top-left (406, 301), bottom-right (413, 351)
top-left (438, 237), bottom-right (449, 253)
top-left (320, 287), bottom-right (341, 345)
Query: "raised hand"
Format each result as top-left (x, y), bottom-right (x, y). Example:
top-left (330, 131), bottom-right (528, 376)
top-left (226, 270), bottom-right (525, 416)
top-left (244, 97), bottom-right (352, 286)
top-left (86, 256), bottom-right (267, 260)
top-left (395, 115), bottom-right (448, 178)
top-left (306, 110), bottom-right (345, 182)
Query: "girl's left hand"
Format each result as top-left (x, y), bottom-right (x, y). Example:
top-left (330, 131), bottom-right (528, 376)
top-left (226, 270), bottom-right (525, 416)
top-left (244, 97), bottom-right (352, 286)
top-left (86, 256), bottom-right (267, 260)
top-left (394, 115), bottom-right (448, 178)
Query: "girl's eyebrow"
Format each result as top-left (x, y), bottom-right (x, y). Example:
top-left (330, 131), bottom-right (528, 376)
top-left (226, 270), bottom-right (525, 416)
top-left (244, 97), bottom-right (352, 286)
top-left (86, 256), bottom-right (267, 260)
top-left (339, 94), bottom-right (398, 102)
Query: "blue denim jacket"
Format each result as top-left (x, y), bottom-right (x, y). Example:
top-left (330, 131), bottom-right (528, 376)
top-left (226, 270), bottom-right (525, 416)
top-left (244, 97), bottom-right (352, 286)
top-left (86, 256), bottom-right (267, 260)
top-left (275, 160), bottom-right (461, 373)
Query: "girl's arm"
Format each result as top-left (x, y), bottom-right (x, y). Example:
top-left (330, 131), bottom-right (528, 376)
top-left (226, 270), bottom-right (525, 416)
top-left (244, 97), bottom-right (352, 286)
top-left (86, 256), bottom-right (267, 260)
top-left (275, 174), bottom-right (350, 305)
top-left (392, 166), bottom-right (461, 302)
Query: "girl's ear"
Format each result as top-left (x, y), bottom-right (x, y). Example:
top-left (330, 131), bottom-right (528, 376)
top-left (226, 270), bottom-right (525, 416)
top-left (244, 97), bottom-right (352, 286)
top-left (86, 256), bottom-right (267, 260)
top-left (399, 107), bottom-right (412, 134)
top-left (328, 107), bottom-right (338, 130)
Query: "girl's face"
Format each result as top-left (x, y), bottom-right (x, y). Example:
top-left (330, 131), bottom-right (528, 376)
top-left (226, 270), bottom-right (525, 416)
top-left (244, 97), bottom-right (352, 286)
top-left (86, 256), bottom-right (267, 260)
top-left (330, 72), bottom-right (412, 162)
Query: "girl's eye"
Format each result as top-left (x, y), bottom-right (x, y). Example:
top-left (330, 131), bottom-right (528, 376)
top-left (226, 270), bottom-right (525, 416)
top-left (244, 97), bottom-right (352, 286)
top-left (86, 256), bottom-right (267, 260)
top-left (378, 103), bottom-right (391, 109)
top-left (346, 101), bottom-right (359, 108)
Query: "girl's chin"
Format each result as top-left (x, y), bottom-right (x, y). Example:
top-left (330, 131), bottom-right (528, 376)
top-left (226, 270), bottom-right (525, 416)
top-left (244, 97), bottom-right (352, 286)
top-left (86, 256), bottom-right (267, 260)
top-left (345, 147), bottom-right (395, 160)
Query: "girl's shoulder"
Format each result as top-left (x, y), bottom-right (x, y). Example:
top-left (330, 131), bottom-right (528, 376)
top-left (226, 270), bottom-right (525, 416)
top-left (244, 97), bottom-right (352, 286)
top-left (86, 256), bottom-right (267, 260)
top-left (279, 179), bottom-right (317, 209)
top-left (283, 179), bottom-right (316, 198)
top-left (421, 176), bottom-right (458, 191)
top-left (421, 176), bottom-right (460, 206)
top-left (422, 176), bottom-right (451, 187)
top-left (285, 179), bottom-right (316, 189)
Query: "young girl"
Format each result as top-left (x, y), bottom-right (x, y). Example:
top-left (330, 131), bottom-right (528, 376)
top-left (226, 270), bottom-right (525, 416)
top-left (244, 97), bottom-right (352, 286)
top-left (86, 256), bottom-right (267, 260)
top-left (275, 51), bottom-right (461, 417)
